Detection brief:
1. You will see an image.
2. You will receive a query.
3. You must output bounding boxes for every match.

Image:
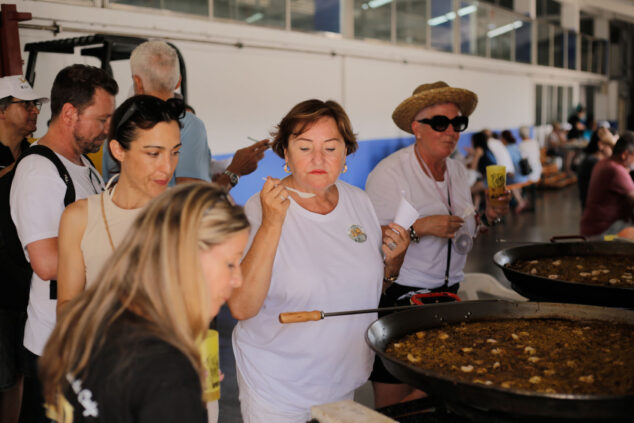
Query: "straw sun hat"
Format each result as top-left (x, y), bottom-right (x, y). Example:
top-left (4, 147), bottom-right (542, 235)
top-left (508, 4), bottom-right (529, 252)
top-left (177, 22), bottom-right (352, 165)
top-left (392, 81), bottom-right (478, 134)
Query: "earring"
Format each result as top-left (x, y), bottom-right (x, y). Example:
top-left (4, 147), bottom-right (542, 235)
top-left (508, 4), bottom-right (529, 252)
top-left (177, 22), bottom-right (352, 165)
top-left (284, 163), bottom-right (291, 174)
top-left (342, 164), bottom-right (348, 173)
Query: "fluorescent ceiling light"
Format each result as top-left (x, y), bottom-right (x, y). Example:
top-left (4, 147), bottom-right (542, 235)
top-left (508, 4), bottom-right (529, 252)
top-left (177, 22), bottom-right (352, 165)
top-left (246, 12), bottom-right (263, 23)
top-left (457, 4), bottom-right (477, 16)
top-left (367, 0), bottom-right (391, 8)
top-left (487, 20), bottom-right (523, 38)
top-left (428, 5), bottom-right (475, 26)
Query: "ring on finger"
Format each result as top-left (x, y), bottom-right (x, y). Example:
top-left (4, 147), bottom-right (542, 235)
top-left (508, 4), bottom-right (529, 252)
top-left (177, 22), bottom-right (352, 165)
top-left (280, 194), bottom-right (286, 201)
top-left (387, 241), bottom-right (397, 251)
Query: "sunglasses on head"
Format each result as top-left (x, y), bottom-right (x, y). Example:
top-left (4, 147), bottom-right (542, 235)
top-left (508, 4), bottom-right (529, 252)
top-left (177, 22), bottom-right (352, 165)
top-left (417, 115), bottom-right (469, 133)
top-left (114, 97), bottom-right (186, 134)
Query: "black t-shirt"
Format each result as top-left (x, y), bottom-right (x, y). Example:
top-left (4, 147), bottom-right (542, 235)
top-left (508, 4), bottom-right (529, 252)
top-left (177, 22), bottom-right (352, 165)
top-left (62, 311), bottom-right (207, 423)
top-left (477, 149), bottom-right (497, 178)
top-left (0, 139), bottom-right (30, 170)
top-left (567, 115), bottom-right (583, 140)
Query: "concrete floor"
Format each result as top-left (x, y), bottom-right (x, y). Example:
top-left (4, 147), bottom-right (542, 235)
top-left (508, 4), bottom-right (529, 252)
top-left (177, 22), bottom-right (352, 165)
top-left (216, 185), bottom-right (583, 422)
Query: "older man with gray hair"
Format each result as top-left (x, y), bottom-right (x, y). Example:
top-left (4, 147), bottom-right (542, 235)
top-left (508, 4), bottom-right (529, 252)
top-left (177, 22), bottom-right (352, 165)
top-left (103, 40), bottom-right (269, 188)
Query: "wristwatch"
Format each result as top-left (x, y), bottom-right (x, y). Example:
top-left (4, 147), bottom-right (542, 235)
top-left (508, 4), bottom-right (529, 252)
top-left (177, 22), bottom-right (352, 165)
top-left (409, 226), bottom-right (421, 243)
top-left (382, 273), bottom-right (399, 294)
top-left (383, 274), bottom-right (399, 284)
top-left (481, 213), bottom-right (502, 226)
top-left (223, 169), bottom-right (239, 187)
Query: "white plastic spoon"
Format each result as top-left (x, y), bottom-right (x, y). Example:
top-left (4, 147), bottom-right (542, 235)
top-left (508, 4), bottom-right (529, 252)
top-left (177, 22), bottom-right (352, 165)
top-left (261, 177), bottom-right (316, 198)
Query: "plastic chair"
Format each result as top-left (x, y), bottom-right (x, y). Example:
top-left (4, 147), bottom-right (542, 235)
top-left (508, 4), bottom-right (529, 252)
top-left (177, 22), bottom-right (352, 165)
top-left (458, 273), bottom-right (527, 301)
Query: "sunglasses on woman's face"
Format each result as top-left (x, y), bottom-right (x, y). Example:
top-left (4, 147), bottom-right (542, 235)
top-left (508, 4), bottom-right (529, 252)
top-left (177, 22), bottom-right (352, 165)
top-left (417, 115), bottom-right (469, 133)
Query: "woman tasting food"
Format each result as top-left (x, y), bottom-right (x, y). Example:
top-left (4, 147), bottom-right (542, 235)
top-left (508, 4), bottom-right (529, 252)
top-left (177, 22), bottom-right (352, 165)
top-left (365, 81), bottom-right (510, 407)
top-left (40, 183), bottom-right (249, 422)
top-left (56, 95), bottom-right (183, 312)
top-left (229, 99), bottom-right (409, 422)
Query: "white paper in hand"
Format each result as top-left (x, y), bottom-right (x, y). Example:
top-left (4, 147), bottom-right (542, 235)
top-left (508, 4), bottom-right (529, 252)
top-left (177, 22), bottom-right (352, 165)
top-left (461, 205), bottom-right (475, 219)
top-left (394, 195), bottom-right (419, 229)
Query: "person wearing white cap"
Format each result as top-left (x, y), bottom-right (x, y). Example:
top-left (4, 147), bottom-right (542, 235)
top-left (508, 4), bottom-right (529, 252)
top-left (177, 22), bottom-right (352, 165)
top-left (0, 74), bottom-right (48, 423)
top-left (0, 75), bottom-right (48, 177)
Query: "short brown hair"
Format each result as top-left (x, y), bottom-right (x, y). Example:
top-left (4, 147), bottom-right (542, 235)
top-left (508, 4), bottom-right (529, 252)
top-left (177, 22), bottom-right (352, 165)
top-left (50, 64), bottom-right (118, 121)
top-left (270, 99), bottom-right (357, 159)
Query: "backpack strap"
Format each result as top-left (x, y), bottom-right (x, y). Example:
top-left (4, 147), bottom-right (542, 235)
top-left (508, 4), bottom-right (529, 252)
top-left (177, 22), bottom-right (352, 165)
top-left (16, 145), bottom-right (76, 207)
top-left (14, 145), bottom-right (78, 300)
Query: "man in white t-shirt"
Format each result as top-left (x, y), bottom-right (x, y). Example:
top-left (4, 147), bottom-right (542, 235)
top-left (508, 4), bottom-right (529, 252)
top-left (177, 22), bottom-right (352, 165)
top-left (9, 64), bottom-right (117, 423)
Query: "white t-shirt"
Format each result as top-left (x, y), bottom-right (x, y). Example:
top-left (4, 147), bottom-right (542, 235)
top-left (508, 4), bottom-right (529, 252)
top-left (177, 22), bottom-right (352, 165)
top-left (10, 148), bottom-right (104, 356)
top-left (232, 180), bottom-right (383, 415)
top-left (366, 145), bottom-right (476, 290)
top-left (488, 138), bottom-right (516, 174)
top-left (519, 138), bottom-right (542, 183)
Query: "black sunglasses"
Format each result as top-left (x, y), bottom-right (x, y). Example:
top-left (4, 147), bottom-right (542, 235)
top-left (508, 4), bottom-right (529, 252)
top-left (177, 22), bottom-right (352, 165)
top-left (417, 115), bottom-right (469, 133)
top-left (11, 100), bottom-right (43, 111)
top-left (114, 97), bottom-right (186, 134)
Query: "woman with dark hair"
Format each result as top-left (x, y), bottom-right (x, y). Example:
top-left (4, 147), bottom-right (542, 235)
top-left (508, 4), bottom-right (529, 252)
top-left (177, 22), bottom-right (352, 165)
top-left (41, 183), bottom-right (250, 422)
top-left (56, 94), bottom-right (184, 311)
top-left (467, 131), bottom-right (496, 210)
top-left (470, 130), bottom-right (496, 177)
top-left (229, 99), bottom-right (409, 422)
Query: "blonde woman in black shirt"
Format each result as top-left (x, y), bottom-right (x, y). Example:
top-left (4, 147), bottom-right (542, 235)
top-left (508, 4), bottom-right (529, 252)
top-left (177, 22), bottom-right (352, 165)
top-left (39, 183), bottom-right (249, 423)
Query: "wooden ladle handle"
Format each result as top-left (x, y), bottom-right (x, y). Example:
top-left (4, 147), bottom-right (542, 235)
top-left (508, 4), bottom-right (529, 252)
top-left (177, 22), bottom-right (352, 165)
top-left (278, 310), bottom-right (323, 324)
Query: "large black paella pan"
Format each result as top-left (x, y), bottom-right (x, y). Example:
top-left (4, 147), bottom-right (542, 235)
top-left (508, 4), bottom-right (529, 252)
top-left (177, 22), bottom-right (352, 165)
top-left (366, 300), bottom-right (634, 422)
top-left (493, 241), bottom-right (634, 308)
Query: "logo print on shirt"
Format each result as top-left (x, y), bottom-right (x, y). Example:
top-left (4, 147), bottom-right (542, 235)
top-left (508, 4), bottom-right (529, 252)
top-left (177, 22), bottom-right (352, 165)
top-left (348, 224), bottom-right (367, 243)
top-left (66, 373), bottom-right (99, 417)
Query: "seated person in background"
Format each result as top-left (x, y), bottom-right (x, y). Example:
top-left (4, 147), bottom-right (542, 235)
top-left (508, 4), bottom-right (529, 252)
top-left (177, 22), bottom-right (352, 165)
top-left (518, 126), bottom-right (542, 184)
top-left (546, 121), bottom-right (566, 156)
top-left (580, 132), bottom-right (634, 237)
top-left (577, 127), bottom-right (617, 209)
top-left (518, 126), bottom-right (542, 210)
top-left (567, 105), bottom-right (586, 142)
top-left (546, 122), bottom-right (572, 172)
top-left (230, 99), bottom-right (408, 423)
top-left (467, 131), bottom-right (495, 211)
top-left (501, 130), bottom-right (529, 213)
top-left (485, 128), bottom-right (515, 176)
top-left (564, 105), bottom-right (587, 175)
top-left (40, 183), bottom-right (250, 423)
top-left (469, 131), bottom-right (496, 177)
top-left (56, 95), bottom-right (184, 314)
